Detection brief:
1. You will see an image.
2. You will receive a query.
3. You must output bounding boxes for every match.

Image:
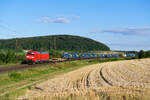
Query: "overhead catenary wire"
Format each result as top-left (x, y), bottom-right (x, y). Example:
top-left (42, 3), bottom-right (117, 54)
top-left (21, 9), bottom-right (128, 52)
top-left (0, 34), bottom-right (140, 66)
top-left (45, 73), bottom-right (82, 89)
top-left (0, 24), bottom-right (20, 61)
top-left (0, 21), bottom-right (58, 59)
top-left (0, 21), bottom-right (47, 38)
top-left (0, 22), bottom-right (32, 62)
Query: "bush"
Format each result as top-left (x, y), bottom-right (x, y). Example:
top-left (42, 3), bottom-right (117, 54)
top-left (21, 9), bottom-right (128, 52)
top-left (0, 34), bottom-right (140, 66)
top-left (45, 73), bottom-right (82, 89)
top-left (0, 60), bottom-right (4, 65)
top-left (0, 49), bottom-right (26, 65)
top-left (146, 50), bottom-right (150, 58)
top-left (0, 50), bottom-right (16, 64)
top-left (9, 72), bottom-right (21, 80)
top-left (49, 50), bottom-right (62, 58)
top-left (0, 52), bottom-right (6, 63)
top-left (17, 54), bottom-right (26, 61)
top-left (138, 50), bottom-right (146, 59)
top-left (5, 50), bottom-right (16, 63)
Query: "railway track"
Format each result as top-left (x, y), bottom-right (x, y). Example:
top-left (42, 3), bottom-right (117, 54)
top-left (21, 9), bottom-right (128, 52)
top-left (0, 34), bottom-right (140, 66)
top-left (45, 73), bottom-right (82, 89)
top-left (0, 60), bottom-right (67, 74)
top-left (0, 58), bottom-right (99, 74)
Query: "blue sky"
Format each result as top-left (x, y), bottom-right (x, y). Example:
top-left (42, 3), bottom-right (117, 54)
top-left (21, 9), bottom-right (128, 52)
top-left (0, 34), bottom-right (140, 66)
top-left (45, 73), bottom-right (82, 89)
top-left (0, 0), bottom-right (150, 51)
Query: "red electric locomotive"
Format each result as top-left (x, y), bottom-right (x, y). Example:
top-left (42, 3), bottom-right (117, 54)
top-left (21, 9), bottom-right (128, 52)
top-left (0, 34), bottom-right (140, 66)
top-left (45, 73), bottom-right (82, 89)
top-left (26, 51), bottom-right (49, 64)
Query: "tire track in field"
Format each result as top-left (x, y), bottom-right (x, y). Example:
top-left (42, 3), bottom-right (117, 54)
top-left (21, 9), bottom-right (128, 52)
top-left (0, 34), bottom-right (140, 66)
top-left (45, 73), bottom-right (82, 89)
top-left (22, 59), bottom-right (150, 99)
top-left (99, 67), bottom-right (113, 86)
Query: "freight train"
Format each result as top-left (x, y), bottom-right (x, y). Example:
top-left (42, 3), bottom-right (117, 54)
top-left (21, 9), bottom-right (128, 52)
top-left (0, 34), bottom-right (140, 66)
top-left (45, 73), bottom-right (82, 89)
top-left (26, 51), bottom-right (136, 64)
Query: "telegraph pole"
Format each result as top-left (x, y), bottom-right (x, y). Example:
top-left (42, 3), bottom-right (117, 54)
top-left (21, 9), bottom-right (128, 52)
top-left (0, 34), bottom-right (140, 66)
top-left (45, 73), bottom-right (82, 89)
top-left (15, 38), bottom-right (18, 62)
top-left (54, 36), bottom-right (56, 58)
top-left (49, 35), bottom-right (51, 51)
top-left (55, 36), bottom-right (56, 51)
top-left (49, 35), bottom-right (52, 59)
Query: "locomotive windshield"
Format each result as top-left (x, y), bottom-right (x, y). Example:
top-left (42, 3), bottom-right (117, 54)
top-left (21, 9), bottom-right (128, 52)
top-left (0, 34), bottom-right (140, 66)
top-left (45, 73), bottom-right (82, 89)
top-left (27, 52), bottom-right (35, 55)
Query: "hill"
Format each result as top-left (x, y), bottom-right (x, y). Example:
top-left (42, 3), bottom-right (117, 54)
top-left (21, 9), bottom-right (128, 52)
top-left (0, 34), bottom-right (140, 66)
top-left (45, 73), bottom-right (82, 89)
top-left (0, 35), bottom-right (110, 52)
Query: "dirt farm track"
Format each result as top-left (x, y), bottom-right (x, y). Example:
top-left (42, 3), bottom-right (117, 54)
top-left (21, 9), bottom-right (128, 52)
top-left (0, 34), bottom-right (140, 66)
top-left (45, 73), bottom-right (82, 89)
top-left (22, 59), bottom-right (150, 100)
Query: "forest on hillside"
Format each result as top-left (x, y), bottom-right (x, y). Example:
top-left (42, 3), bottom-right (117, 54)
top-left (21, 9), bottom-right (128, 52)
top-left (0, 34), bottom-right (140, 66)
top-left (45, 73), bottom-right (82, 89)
top-left (0, 35), bottom-right (110, 52)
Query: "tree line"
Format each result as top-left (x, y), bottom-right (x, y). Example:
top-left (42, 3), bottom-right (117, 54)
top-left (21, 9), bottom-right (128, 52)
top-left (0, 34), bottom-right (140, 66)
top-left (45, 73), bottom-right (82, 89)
top-left (138, 50), bottom-right (150, 59)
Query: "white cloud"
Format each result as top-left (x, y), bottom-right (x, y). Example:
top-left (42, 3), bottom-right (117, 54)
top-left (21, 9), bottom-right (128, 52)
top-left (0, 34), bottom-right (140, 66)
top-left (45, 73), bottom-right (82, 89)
top-left (56, 15), bottom-right (80, 19)
top-left (35, 17), bottom-right (70, 23)
top-left (34, 17), bottom-right (51, 23)
top-left (35, 14), bottom-right (80, 24)
top-left (90, 26), bottom-right (150, 35)
top-left (53, 18), bottom-right (70, 23)
top-left (108, 43), bottom-right (150, 51)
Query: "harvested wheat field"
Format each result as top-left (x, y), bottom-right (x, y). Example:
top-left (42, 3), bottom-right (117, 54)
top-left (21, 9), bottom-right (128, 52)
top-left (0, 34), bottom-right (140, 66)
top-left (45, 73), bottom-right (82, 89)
top-left (21, 59), bottom-right (150, 100)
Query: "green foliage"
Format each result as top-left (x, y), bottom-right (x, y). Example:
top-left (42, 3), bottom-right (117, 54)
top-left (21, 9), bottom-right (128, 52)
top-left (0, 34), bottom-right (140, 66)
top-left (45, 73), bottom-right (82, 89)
top-left (5, 50), bottom-right (16, 63)
top-left (0, 52), bottom-right (6, 64)
top-left (0, 49), bottom-right (26, 65)
top-left (88, 58), bottom-right (124, 63)
top-left (0, 50), bottom-right (16, 64)
top-left (0, 35), bottom-right (110, 64)
top-left (138, 50), bottom-right (146, 59)
top-left (146, 50), bottom-right (150, 57)
top-left (9, 72), bottom-right (21, 80)
top-left (138, 50), bottom-right (150, 59)
top-left (49, 49), bottom-right (62, 58)
top-left (0, 35), bottom-right (110, 52)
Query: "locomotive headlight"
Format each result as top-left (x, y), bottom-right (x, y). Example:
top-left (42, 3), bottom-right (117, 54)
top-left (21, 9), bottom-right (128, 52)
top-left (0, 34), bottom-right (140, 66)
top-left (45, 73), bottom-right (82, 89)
top-left (31, 56), bottom-right (34, 58)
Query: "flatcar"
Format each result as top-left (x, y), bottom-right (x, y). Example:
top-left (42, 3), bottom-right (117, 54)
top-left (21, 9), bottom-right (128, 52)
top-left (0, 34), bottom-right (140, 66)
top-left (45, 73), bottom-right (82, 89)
top-left (25, 51), bottom-right (136, 65)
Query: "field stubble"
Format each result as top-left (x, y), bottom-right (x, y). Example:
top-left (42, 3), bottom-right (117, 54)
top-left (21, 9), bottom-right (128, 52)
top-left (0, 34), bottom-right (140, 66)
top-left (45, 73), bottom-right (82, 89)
top-left (22, 59), bottom-right (150, 100)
